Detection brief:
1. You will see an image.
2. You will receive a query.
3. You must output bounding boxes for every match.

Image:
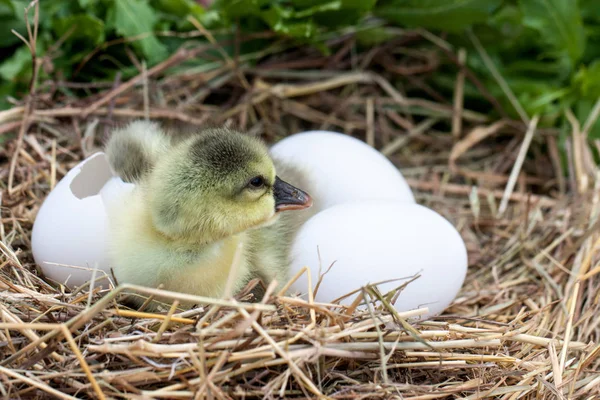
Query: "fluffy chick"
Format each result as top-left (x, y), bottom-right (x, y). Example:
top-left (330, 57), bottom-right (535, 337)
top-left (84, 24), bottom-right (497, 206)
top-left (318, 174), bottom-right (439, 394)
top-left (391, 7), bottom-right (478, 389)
top-left (104, 120), bottom-right (314, 308)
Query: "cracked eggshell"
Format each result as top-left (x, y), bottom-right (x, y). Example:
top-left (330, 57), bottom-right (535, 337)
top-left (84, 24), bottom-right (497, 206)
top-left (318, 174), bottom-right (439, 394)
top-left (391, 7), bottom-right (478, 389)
top-left (269, 130), bottom-right (414, 213)
top-left (287, 201), bottom-right (468, 320)
top-left (31, 152), bottom-right (134, 289)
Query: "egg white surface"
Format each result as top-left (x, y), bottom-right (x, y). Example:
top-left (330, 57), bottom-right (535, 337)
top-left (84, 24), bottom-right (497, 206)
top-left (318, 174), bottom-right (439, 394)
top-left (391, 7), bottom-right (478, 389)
top-left (288, 201), bottom-right (468, 319)
top-left (270, 130), bottom-right (415, 213)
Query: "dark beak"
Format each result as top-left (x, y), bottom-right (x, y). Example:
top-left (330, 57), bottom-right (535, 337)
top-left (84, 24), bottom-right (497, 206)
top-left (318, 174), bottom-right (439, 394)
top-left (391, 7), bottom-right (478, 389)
top-left (273, 176), bottom-right (312, 212)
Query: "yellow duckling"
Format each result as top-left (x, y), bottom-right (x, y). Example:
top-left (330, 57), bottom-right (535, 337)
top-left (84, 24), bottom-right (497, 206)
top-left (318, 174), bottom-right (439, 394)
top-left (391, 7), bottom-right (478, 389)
top-left (104, 121), bottom-right (314, 307)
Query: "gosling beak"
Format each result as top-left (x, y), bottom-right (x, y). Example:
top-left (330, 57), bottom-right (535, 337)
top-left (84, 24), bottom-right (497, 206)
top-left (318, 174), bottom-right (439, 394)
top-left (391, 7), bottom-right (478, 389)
top-left (273, 176), bottom-right (312, 212)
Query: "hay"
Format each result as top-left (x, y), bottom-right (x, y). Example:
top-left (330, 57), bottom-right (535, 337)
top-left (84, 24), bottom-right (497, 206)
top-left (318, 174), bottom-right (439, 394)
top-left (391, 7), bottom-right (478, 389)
top-left (1, 20), bottom-right (599, 399)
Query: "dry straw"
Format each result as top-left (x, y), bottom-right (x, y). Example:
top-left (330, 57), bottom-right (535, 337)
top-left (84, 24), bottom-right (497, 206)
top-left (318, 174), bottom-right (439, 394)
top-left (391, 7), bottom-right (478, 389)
top-left (0, 3), bottom-right (599, 398)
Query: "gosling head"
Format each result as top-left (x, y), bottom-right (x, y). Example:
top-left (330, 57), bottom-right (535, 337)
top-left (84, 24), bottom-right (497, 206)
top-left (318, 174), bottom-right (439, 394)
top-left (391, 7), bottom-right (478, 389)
top-left (145, 128), bottom-right (312, 244)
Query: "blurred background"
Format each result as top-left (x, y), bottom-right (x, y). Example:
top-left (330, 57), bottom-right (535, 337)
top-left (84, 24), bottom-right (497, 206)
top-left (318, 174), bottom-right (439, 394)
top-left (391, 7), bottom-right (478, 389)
top-left (1, 0), bottom-right (599, 136)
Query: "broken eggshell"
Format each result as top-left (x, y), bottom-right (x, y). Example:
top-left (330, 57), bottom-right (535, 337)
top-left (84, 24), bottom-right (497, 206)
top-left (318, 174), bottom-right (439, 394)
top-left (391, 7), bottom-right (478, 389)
top-left (31, 152), bottom-right (134, 290)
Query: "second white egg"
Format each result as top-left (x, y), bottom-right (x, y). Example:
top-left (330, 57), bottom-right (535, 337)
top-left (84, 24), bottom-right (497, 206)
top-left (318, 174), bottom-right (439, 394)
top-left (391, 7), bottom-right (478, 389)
top-left (287, 201), bottom-right (468, 319)
top-left (270, 130), bottom-right (415, 213)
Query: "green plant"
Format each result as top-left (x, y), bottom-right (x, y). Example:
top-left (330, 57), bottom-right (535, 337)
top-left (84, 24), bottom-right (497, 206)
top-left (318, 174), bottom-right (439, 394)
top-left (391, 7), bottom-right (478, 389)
top-left (0, 0), bottom-right (598, 138)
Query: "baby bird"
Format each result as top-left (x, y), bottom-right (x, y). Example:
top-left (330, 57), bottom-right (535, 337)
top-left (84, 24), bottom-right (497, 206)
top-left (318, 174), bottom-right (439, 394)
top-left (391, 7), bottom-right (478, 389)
top-left (104, 120), bottom-right (315, 308)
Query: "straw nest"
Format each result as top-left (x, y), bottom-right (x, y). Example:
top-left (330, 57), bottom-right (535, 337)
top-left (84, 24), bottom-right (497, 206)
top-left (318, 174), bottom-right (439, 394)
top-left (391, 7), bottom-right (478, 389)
top-left (1, 24), bottom-right (599, 400)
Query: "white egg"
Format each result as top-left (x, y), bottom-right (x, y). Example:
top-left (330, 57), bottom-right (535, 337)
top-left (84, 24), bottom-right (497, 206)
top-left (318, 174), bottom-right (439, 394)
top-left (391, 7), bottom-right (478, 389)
top-left (31, 152), bottom-right (133, 289)
top-left (287, 201), bottom-right (468, 319)
top-left (270, 130), bottom-right (415, 213)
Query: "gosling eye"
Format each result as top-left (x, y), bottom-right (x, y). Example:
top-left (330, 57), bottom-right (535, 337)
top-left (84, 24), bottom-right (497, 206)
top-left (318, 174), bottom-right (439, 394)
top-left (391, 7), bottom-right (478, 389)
top-left (247, 176), bottom-right (265, 189)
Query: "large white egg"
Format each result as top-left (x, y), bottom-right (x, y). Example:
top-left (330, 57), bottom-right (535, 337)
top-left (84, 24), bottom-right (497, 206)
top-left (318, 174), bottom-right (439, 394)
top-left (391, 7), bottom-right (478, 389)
top-left (270, 131), bottom-right (415, 213)
top-left (287, 201), bottom-right (468, 319)
top-left (31, 152), bottom-right (133, 289)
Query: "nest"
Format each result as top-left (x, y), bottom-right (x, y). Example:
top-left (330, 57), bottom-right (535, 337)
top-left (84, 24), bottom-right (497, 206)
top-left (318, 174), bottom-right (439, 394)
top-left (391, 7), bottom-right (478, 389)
top-left (1, 24), bottom-right (599, 400)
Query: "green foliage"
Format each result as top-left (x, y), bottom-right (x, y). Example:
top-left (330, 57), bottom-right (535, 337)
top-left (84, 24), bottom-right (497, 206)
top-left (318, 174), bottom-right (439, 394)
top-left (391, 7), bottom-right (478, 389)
top-left (210, 0), bottom-right (377, 42)
top-left (574, 61), bottom-right (600, 101)
top-left (519, 0), bottom-right (586, 68)
top-left (0, 45), bottom-right (30, 81)
top-left (0, 0), bottom-right (598, 141)
top-left (53, 14), bottom-right (105, 47)
top-left (110, 0), bottom-right (169, 64)
top-left (0, 0), bottom-right (26, 47)
top-left (417, 0), bottom-right (599, 134)
top-left (0, 0), bottom-right (379, 107)
top-left (374, 0), bottom-right (503, 32)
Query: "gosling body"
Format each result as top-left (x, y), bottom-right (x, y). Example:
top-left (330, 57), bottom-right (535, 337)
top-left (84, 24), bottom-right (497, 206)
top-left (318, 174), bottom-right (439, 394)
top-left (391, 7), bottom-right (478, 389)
top-left (105, 121), bottom-right (314, 307)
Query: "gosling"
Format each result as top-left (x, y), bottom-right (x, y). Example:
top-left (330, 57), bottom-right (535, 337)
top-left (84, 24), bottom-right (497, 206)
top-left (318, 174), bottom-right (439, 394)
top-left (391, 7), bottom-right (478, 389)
top-left (104, 120), bottom-right (314, 308)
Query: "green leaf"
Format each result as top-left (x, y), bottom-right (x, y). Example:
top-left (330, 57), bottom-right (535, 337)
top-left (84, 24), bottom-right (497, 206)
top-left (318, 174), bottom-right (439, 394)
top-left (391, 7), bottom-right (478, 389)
top-left (78, 0), bottom-right (97, 7)
top-left (210, 0), bottom-right (375, 40)
top-left (312, 0), bottom-right (378, 27)
top-left (471, 5), bottom-right (532, 52)
top-left (0, 19), bottom-right (27, 47)
top-left (53, 14), bottom-right (105, 45)
top-left (0, 45), bottom-right (31, 81)
top-left (0, 0), bottom-right (15, 14)
top-left (355, 26), bottom-right (397, 46)
top-left (290, 1), bottom-right (341, 18)
top-left (0, 82), bottom-right (16, 111)
top-left (211, 0), bottom-right (269, 20)
top-left (38, 0), bottom-right (76, 30)
top-left (7, 0), bottom-right (28, 17)
top-left (260, 6), bottom-right (317, 38)
top-left (503, 59), bottom-right (571, 80)
top-left (495, 78), bottom-right (557, 117)
top-left (293, 0), bottom-right (375, 12)
top-left (573, 61), bottom-right (600, 101)
top-left (518, 0), bottom-right (586, 66)
top-left (580, 0), bottom-right (600, 23)
top-left (576, 99), bottom-right (600, 139)
top-left (374, 0), bottom-right (502, 32)
top-left (151, 0), bottom-right (199, 17)
top-left (171, 3), bottom-right (210, 31)
top-left (110, 0), bottom-right (169, 65)
top-left (0, 1), bottom-right (27, 46)
top-left (338, 0), bottom-right (377, 11)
